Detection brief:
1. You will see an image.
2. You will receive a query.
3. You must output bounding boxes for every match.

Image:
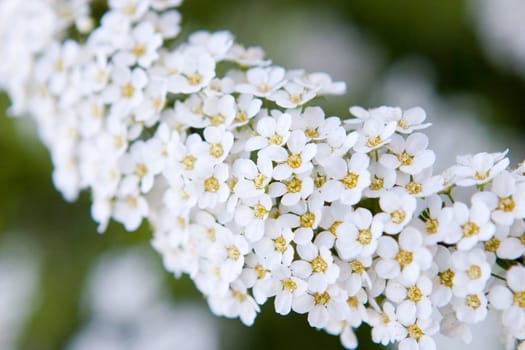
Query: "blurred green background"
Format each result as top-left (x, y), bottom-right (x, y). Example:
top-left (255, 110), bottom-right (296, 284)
top-left (1, 0), bottom-right (524, 349)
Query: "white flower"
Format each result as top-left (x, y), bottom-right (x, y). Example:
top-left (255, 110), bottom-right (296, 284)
top-left (245, 110), bottom-right (292, 151)
top-left (202, 94), bottom-right (236, 127)
top-left (112, 176), bottom-right (148, 231)
top-left (272, 81), bottom-right (317, 108)
top-left (376, 189), bottom-right (417, 234)
top-left (119, 139), bottom-right (164, 193)
top-left (109, 0), bottom-right (149, 21)
top-left (235, 195), bottom-right (273, 242)
top-left (241, 253), bottom-right (274, 305)
top-left (450, 248), bottom-right (491, 297)
top-left (232, 158), bottom-right (273, 199)
top-left (452, 292), bottom-right (488, 324)
top-left (453, 150), bottom-right (509, 187)
top-left (385, 274), bottom-right (433, 325)
top-left (268, 172), bottom-right (314, 207)
top-left (113, 21), bottom-right (162, 67)
top-left (335, 208), bottom-right (383, 260)
top-left (254, 219), bottom-right (295, 268)
top-left (368, 302), bottom-right (407, 346)
top-left (444, 200), bottom-right (495, 250)
top-left (396, 107), bottom-right (431, 134)
top-left (380, 133), bottom-right (435, 175)
top-left (236, 66), bottom-right (286, 97)
top-left (197, 126), bottom-right (234, 164)
top-left (208, 281), bottom-right (260, 326)
top-left (473, 170), bottom-right (525, 226)
top-left (353, 118), bottom-right (397, 153)
top-left (291, 244), bottom-right (340, 293)
top-left (364, 161), bottom-right (397, 198)
top-left (398, 318), bottom-right (438, 350)
top-left (195, 163), bottom-right (230, 209)
top-left (270, 265), bottom-right (307, 316)
top-left (415, 195), bottom-right (454, 245)
top-left (103, 66), bottom-right (148, 116)
top-left (292, 284), bottom-right (347, 329)
top-left (188, 30), bottom-right (234, 61)
top-left (163, 47), bottom-right (216, 94)
top-left (375, 227), bottom-right (432, 284)
top-left (321, 153), bottom-right (371, 205)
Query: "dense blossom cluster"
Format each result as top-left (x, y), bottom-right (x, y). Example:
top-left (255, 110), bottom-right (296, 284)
top-left (1, 1), bottom-right (525, 349)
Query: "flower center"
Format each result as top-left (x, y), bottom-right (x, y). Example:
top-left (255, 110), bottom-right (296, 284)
top-left (269, 133), bottom-right (283, 145)
top-left (311, 256), bottom-right (328, 273)
top-left (350, 260), bottom-right (365, 274)
top-left (227, 246), bottom-right (241, 260)
top-left (405, 181), bottom-right (421, 195)
top-left (305, 128), bottom-right (319, 138)
top-left (187, 73), bottom-right (202, 86)
top-left (357, 229), bottom-right (373, 245)
top-left (439, 269), bottom-right (454, 288)
top-left (347, 296), bottom-right (359, 308)
top-left (407, 286), bottom-right (423, 302)
top-left (204, 176), bottom-right (219, 192)
top-left (498, 196), bottom-right (515, 212)
top-left (342, 172), bottom-right (359, 189)
top-left (474, 171), bottom-right (489, 181)
top-left (390, 209), bottom-right (406, 224)
top-left (314, 174), bottom-right (327, 188)
top-left (313, 291), bottom-right (330, 306)
top-left (286, 154), bottom-right (302, 169)
top-left (467, 265), bottom-right (482, 280)
top-left (235, 111), bottom-right (248, 123)
top-left (253, 203), bottom-right (268, 219)
top-left (484, 237), bottom-right (500, 252)
top-left (282, 278), bottom-right (297, 292)
top-left (255, 264), bottom-right (267, 279)
top-left (135, 163), bottom-right (148, 178)
top-left (121, 83), bottom-right (135, 98)
top-left (253, 174), bottom-right (266, 190)
top-left (407, 324), bottom-right (423, 341)
top-left (397, 151), bottom-right (414, 166)
top-left (182, 154), bottom-right (196, 170)
top-left (367, 136), bottom-right (382, 148)
top-left (132, 44), bottom-right (146, 57)
top-left (232, 289), bottom-right (247, 302)
top-left (300, 212), bottom-right (315, 228)
top-left (329, 221), bottom-right (342, 237)
top-left (211, 114), bottom-right (225, 126)
top-left (273, 236), bottom-right (287, 253)
top-left (425, 218), bottom-right (438, 234)
top-left (466, 294), bottom-right (481, 309)
top-left (209, 143), bottom-right (224, 158)
top-left (514, 292), bottom-right (525, 308)
top-left (286, 177), bottom-right (302, 193)
top-left (370, 177), bottom-right (384, 191)
top-left (395, 249), bottom-right (413, 267)
top-left (462, 221), bottom-right (480, 237)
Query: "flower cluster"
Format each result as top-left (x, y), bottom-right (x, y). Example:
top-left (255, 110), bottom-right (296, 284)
top-left (1, 1), bottom-right (525, 349)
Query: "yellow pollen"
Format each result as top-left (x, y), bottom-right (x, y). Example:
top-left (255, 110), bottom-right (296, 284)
top-left (227, 246), bottom-right (241, 261)
top-left (467, 265), bottom-right (482, 280)
top-left (381, 313), bottom-right (390, 324)
top-left (311, 256), bottom-right (328, 273)
top-left (209, 143), bottom-right (224, 158)
top-left (484, 237), bottom-right (500, 252)
top-left (255, 264), bottom-right (267, 279)
top-left (314, 291), bottom-right (331, 306)
top-left (132, 44), bottom-right (146, 57)
top-left (407, 324), bottom-right (424, 341)
top-left (282, 278), bottom-right (297, 292)
top-left (407, 286), bottom-right (423, 302)
top-left (232, 290), bottom-right (247, 302)
top-left (192, 104), bottom-right (203, 115)
top-left (498, 196), bottom-right (515, 212)
top-left (126, 195), bottom-right (137, 208)
top-left (253, 174), bottom-right (266, 190)
top-left (135, 163), bottom-right (148, 178)
top-left (370, 177), bottom-right (384, 191)
top-left (273, 236), bottom-right (287, 253)
top-left (305, 128), bottom-right (319, 138)
top-left (286, 154), bottom-right (303, 169)
top-left (204, 177), bottom-right (219, 192)
top-left (367, 136), bottom-right (382, 148)
top-left (462, 221), bottom-right (480, 237)
top-left (390, 209), bottom-right (406, 224)
top-left (405, 181), bottom-right (421, 195)
top-left (253, 204), bottom-right (268, 219)
top-left (439, 269), bottom-right (454, 288)
top-left (234, 111), bottom-right (248, 123)
top-left (314, 174), bottom-right (327, 188)
top-left (180, 190), bottom-right (190, 200)
top-left (329, 221), bottom-right (342, 237)
top-left (176, 217), bottom-right (186, 229)
top-left (347, 296), bottom-right (359, 308)
top-left (397, 119), bottom-right (409, 130)
top-left (96, 70), bottom-right (107, 83)
top-left (121, 83), bottom-right (135, 98)
top-left (395, 249), bottom-right (413, 267)
top-left (227, 178), bottom-right (237, 191)
top-left (357, 229), bottom-right (373, 245)
top-left (54, 59), bottom-right (64, 72)
top-left (286, 177), bottom-right (302, 193)
top-left (342, 172), bottom-right (359, 189)
top-left (182, 154), bottom-right (196, 170)
top-left (152, 97), bottom-right (164, 110)
top-left (290, 94), bottom-right (302, 105)
top-left (123, 5), bottom-right (136, 16)
top-left (350, 260), bottom-right (365, 274)
top-left (514, 291), bottom-right (525, 308)
top-left (397, 151), bottom-right (414, 166)
top-left (211, 114), bottom-right (225, 126)
top-left (425, 218), bottom-right (439, 234)
top-left (520, 233), bottom-right (525, 246)
top-left (207, 228), bottom-right (216, 241)
top-left (474, 171), bottom-right (489, 181)
top-left (269, 133), bottom-right (283, 145)
top-left (187, 73), bottom-right (202, 86)
top-left (258, 83), bottom-right (270, 93)
top-left (300, 212), bottom-right (315, 228)
top-left (466, 294), bottom-right (482, 309)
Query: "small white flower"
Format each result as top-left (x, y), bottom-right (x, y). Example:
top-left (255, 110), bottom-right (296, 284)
top-left (272, 81), bottom-right (317, 108)
top-left (453, 150), bottom-right (510, 187)
top-left (291, 244), bottom-right (340, 293)
top-left (268, 172), bottom-right (314, 207)
top-left (113, 21), bottom-right (162, 67)
top-left (396, 107), bottom-right (431, 134)
top-left (452, 292), bottom-right (488, 324)
top-left (353, 117), bottom-right (397, 153)
top-left (195, 163), bottom-right (230, 209)
top-left (236, 66), bottom-right (286, 97)
top-left (450, 248), bottom-right (491, 297)
top-left (377, 189), bottom-right (417, 234)
top-left (380, 133), bottom-right (435, 175)
top-left (163, 47), bottom-right (216, 94)
top-left (335, 208), bottom-right (383, 260)
top-left (245, 110), bottom-right (292, 151)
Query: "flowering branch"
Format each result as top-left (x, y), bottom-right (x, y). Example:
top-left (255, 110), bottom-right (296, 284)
top-left (1, 1), bottom-right (524, 349)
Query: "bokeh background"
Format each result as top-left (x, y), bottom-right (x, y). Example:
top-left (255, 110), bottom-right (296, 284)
top-left (1, 0), bottom-right (525, 349)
